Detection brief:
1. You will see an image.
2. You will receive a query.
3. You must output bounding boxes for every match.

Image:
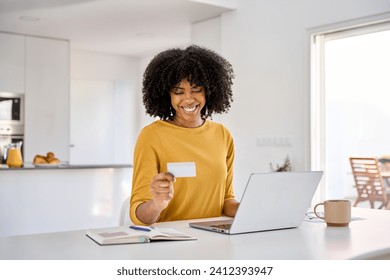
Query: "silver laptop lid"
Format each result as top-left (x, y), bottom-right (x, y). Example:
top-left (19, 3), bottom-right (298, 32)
top-left (229, 171), bottom-right (323, 234)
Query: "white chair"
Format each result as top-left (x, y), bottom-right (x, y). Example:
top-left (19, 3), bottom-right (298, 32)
top-left (119, 196), bottom-right (131, 226)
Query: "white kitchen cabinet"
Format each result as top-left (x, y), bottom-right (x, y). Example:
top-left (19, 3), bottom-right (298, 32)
top-left (70, 79), bottom-right (115, 164)
top-left (24, 36), bottom-right (70, 163)
top-left (0, 32), bottom-right (25, 93)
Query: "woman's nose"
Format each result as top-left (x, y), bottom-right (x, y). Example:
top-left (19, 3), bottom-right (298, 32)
top-left (183, 91), bottom-right (195, 101)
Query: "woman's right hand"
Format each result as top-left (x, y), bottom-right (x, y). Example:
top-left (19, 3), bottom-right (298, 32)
top-left (150, 172), bottom-right (175, 212)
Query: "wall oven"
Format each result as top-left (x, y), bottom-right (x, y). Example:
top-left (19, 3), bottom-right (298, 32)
top-left (0, 92), bottom-right (24, 125)
top-left (0, 92), bottom-right (24, 164)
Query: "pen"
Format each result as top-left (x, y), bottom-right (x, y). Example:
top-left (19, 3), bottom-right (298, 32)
top-left (129, 225), bottom-right (152, 232)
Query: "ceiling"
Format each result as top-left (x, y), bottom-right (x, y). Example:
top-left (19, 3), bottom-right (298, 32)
top-left (0, 0), bottom-right (235, 57)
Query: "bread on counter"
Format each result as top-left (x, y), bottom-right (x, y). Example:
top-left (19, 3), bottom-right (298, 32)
top-left (33, 152), bottom-right (61, 165)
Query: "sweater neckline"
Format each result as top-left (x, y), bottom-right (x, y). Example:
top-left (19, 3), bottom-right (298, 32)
top-left (157, 119), bottom-right (209, 131)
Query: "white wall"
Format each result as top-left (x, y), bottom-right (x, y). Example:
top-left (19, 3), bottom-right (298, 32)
top-left (209, 0), bottom-right (390, 198)
top-left (70, 50), bottom-right (140, 164)
top-left (191, 17), bottom-right (221, 52)
top-left (137, 56), bottom-right (156, 131)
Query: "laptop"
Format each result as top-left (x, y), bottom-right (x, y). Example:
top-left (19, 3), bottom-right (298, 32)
top-left (189, 171), bottom-right (323, 234)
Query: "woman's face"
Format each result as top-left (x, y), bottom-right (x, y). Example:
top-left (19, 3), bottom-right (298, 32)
top-left (170, 78), bottom-right (206, 128)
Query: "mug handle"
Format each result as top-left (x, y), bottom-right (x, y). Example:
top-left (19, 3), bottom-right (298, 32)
top-left (314, 203), bottom-right (325, 220)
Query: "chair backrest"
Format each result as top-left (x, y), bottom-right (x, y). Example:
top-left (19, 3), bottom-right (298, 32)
top-left (119, 196), bottom-right (131, 226)
top-left (349, 157), bottom-right (387, 203)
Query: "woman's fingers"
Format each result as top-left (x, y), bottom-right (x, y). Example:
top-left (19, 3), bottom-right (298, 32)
top-left (153, 172), bottom-right (175, 183)
top-left (150, 172), bottom-right (175, 210)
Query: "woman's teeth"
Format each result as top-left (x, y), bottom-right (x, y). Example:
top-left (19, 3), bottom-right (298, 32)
top-left (183, 106), bottom-right (197, 112)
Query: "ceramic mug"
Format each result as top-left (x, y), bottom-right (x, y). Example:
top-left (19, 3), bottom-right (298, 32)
top-left (314, 199), bottom-right (351, 227)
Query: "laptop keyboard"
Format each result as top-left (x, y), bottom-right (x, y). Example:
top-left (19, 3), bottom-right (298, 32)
top-left (210, 223), bottom-right (232, 230)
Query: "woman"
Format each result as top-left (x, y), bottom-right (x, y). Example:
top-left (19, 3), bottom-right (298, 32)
top-left (130, 45), bottom-right (239, 225)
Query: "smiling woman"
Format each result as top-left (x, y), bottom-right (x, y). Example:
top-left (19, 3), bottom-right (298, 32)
top-left (130, 45), bottom-right (239, 225)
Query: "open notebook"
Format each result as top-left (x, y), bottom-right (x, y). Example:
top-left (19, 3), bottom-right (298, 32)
top-left (86, 226), bottom-right (196, 245)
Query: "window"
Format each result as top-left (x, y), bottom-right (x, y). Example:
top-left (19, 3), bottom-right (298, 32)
top-left (311, 20), bottom-right (390, 202)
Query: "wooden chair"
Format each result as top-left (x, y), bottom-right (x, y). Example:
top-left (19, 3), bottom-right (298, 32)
top-left (349, 157), bottom-right (390, 209)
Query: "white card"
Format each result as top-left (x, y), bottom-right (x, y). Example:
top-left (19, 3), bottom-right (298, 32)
top-left (167, 162), bottom-right (196, 178)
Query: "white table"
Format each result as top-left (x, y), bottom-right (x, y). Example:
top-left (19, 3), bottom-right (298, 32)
top-left (1, 208), bottom-right (389, 260)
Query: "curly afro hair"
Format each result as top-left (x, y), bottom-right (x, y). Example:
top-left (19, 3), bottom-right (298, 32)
top-left (142, 45), bottom-right (234, 120)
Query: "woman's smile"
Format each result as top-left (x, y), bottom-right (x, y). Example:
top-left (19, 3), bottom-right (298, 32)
top-left (181, 104), bottom-right (198, 112)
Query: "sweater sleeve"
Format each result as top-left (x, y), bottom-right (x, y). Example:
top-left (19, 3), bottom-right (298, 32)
top-left (130, 124), bottom-right (161, 224)
top-left (223, 126), bottom-right (235, 201)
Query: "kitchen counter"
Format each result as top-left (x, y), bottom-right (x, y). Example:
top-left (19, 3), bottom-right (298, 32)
top-left (0, 163), bottom-right (132, 170)
top-left (0, 163), bottom-right (133, 237)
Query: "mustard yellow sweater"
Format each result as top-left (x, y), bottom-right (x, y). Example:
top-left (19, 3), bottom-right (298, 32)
top-left (130, 120), bottom-right (235, 224)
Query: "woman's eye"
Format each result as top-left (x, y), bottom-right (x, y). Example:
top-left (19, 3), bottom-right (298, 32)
top-left (192, 88), bottom-right (202, 93)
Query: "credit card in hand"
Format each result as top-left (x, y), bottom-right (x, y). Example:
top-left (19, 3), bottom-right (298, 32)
top-left (167, 162), bottom-right (196, 178)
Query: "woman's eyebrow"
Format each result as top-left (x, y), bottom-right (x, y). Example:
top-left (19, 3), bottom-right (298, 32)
top-left (171, 84), bottom-right (202, 89)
